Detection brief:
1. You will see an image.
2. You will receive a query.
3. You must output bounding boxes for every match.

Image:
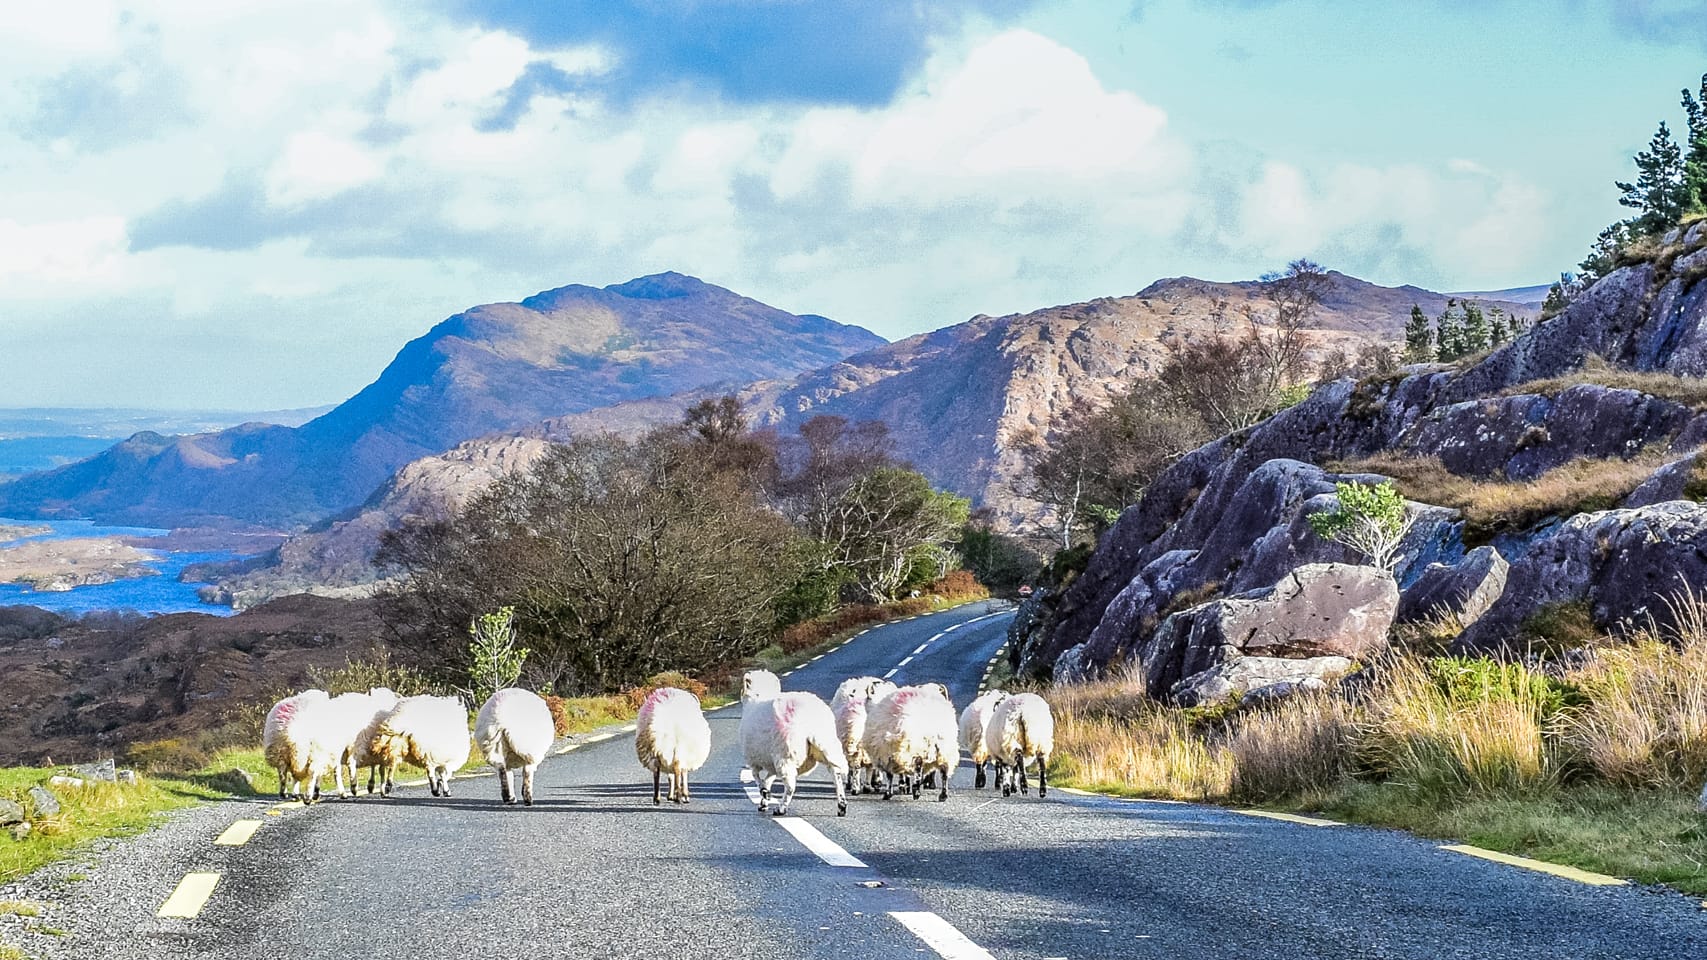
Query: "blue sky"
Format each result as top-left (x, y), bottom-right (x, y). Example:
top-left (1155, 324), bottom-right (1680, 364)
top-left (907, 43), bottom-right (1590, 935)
top-left (0, 0), bottom-right (1703, 408)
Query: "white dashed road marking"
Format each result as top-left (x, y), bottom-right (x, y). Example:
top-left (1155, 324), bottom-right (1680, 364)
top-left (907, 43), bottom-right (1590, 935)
top-left (890, 911), bottom-right (996, 960)
top-left (213, 819), bottom-right (262, 846)
top-left (775, 817), bottom-right (868, 868)
top-left (157, 872), bottom-right (221, 919)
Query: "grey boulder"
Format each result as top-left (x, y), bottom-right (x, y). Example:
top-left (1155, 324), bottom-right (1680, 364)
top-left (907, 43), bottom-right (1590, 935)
top-left (1171, 655), bottom-right (1355, 707)
top-left (1129, 563), bottom-right (1398, 699)
top-left (27, 785), bottom-right (60, 817)
top-left (1397, 546), bottom-right (1509, 627)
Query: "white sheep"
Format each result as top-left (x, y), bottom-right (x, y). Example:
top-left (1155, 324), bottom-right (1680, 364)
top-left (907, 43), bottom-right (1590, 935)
top-left (740, 669), bottom-right (849, 816)
top-left (986, 692), bottom-right (1054, 798)
top-left (863, 684), bottom-right (959, 802)
top-left (370, 694), bottom-right (473, 798)
top-left (958, 689), bottom-right (1010, 789)
top-left (833, 677), bottom-right (896, 794)
top-left (635, 687), bottom-right (711, 805)
top-left (474, 688), bottom-right (555, 806)
top-left (262, 688), bottom-right (327, 799)
top-left (323, 687), bottom-right (399, 798)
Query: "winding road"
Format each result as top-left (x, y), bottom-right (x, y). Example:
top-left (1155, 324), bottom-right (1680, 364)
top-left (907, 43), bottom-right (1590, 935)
top-left (16, 603), bottom-right (1707, 959)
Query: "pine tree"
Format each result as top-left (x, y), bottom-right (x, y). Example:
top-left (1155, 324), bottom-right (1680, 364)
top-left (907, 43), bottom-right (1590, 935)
top-left (1403, 304), bottom-right (1434, 362)
top-left (1541, 277), bottom-right (1572, 319)
top-left (1435, 300), bottom-right (1465, 361)
top-left (1683, 74), bottom-right (1707, 219)
top-left (1579, 222), bottom-right (1631, 284)
top-left (1462, 302), bottom-right (1490, 355)
top-left (1617, 122), bottom-right (1690, 234)
top-left (1488, 306), bottom-right (1509, 346)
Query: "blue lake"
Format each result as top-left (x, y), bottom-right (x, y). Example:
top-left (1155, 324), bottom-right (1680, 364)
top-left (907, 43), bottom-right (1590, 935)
top-left (0, 517), bottom-right (240, 616)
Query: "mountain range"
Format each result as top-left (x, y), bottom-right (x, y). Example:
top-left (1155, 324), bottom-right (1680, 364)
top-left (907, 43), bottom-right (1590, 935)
top-left (0, 273), bottom-right (883, 528)
top-left (197, 271), bottom-right (1536, 607)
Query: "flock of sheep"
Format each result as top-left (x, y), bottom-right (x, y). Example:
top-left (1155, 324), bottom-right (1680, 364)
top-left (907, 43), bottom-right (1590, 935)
top-left (259, 668), bottom-right (1054, 819)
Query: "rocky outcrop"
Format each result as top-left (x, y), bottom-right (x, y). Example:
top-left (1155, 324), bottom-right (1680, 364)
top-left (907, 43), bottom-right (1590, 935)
top-left (1059, 563), bottom-right (1396, 702)
top-left (1038, 225), bottom-right (1707, 677)
top-left (1397, 546), bottom-right (1509, 627)
top-left (1172, 655), bottom-right (1356, 707)
top-left (1456, 502), bottom-right (1707, 650)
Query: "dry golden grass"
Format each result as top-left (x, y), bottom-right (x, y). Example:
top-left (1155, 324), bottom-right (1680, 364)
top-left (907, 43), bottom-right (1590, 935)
top-left (1046, 678), bottom-right (1233, 800)
top-left (1228, 693), bottom-right (1353, 801)
top-left (1564, 594), bottom-right (1707, 788)
top-left (1331, 449), bottom-right (1674, 542)
top-left (1505, 356), bottom-right (1707, 409)
top-left (1355, 657), bottom-right (1562, 798)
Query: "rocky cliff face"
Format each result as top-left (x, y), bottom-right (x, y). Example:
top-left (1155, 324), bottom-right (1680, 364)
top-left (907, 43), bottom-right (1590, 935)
top-left (1026, 220), bottom-right (1707, 685)
top-left (0, 273), bottom-right (883, 529)
top-left (742, 271), bottom-right (1533, 529)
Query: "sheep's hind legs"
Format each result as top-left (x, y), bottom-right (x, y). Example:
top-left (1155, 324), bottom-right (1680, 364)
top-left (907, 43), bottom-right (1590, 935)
top-left (774, 769), bottom-right (797, 816)
top-left (522, 765), bottom-right (536, 806)
top-left (1014, 749), bottom-right (1030, 796)
top-left (1037, 753), bottom-right (1047, 798)
top-left (652, 769), bottom-right (663, 806)
top-left (973, 760), bottom-right (986, 789)
top-left (500, 767), bottom-right (516, 805)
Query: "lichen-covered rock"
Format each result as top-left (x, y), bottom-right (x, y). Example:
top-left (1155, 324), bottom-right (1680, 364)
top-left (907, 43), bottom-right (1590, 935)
top-left (1456, 502), bottom-right (1707, 651)
top-left (1124, 563), bottom-right (1397, 698)
top-left (1171, 655), bottom-right (1355, 707)
top-left (1625, 455), bottom-right (1700, 508)
top-left (26, 785), bottom-right (59, 817)
top-left (1398, 546), bottom-right (1509, 627)
top-left (0, 798), bottom-right (23, 826)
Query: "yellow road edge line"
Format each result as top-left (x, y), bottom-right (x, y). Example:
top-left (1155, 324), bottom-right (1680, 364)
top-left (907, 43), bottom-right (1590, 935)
top-left (213, 819), bottom-right (262, 846)
top-left (157, 872), bottom-right (221, 919)
top-left (1440, 844), bottom-right (1628, 886)
top-left (1055, 786), bottom-right (1186, 804)
top-left (1234, 809), bottom-right (1341, 827)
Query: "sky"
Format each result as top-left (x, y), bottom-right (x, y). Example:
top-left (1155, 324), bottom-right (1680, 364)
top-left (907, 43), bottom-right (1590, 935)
top-left (1, 0), bottom-right (1704, 409)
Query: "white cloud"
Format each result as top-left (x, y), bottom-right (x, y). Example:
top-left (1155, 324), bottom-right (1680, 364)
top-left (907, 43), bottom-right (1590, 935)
top-left (0, 6), bottom-right (1558, 407)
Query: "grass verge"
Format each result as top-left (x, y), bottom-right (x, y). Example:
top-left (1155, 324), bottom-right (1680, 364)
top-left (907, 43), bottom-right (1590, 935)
top-left (1044, 615), bottom-right (1707, 895)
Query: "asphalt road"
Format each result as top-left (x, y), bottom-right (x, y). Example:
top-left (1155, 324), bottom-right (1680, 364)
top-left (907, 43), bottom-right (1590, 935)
top-left (10, 601), bottom-right (1707, 959)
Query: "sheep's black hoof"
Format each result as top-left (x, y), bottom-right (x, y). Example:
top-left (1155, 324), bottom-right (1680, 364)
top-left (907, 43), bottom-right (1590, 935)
top-left (938, 791), bottom-right (948, 802)
top-left (653, 797), bottom-right (662, 806)
top-left (1039, 786), bottom-right (1047, 798)
top-left (523, 797), bottom-right (533, 806)
top-left (838, 801), bottom-right (848, 817)
top-left (974, 772), bottom-right (985, 789)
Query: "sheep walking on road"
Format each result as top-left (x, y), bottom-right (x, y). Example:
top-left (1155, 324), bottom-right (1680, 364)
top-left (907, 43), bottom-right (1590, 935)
top-left (740, 669), bottom-right (849, 817)
top-left (263, 689), bottom-right (328, 799)
top-left (958, 690), bottom-right (1009, 789)
top-left (475, 688), bottom-right (555, 806)
top-left (832, 676), bottom-right (895, 795)
top-left (371, 694), bottom-right (472, 798)
top-left (326, 687), bottom-right (399, 798)
top-left (987, 692), bottom-right (1054, 798)
top-left (635, 687), bottom-right (711, 805)
top-left (864, 684), bottom-right (959, 802)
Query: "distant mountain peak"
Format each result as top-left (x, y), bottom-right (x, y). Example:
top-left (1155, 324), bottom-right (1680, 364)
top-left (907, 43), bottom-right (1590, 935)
top-left (604, 271), bottom-right (714, 300)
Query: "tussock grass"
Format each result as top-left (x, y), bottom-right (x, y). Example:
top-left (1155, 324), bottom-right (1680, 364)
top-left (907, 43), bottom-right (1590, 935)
top-left (1505, 356), bottom-right (1707, 409)
top-left (1355, 657), bottom-right (1564, 798)
top-left (1331, 449), bottom-right (1674, 542)
top-left (1228, 693), bottom-right (1352, 802)
top-left (1565, 598), bottom-right (1707, 789)
top-left (1048, 678), bottom-right (1233, 800)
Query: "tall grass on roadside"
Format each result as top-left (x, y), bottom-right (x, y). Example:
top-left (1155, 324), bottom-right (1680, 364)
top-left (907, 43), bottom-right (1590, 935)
top-left (1047, 678), bottom-right (1233, 800)
top-left (1355, 657), bottom-right (1565, 798)
top-left (1228, 692), bottom-right (1353, 801)
top-left (1565, 590), bottom-right (1707, 788)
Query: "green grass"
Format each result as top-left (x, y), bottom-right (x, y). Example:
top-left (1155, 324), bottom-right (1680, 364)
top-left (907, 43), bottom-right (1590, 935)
top-left (1301, 783), bottom-right (1707, 894)
top-left (0, 902), bottom-right (42, 919)
top-left (0, 763), bottom-right (245, 884)
top-left (0, 943), bottom-right (25, 960)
